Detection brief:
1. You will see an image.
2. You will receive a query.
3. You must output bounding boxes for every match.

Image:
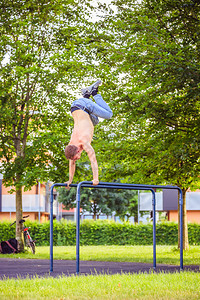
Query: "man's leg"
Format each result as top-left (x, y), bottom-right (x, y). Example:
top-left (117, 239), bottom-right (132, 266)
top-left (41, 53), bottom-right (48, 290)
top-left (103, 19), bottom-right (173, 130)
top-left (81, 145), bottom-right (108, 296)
top-left (92, 94), bottom-right (113, 119)
top-left (79, 80), bottom-right (113, 119)
top-left (88, 81), bottom-right (113, 119)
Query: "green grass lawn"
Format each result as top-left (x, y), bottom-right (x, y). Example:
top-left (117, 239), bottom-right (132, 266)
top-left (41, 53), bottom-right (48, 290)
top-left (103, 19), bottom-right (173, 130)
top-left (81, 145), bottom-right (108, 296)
top-left (0, 245), bottom-right (199, 299)
top-left (0, 245), bottom-right (199, 265)
top-left (0, 272), bottom-right (199, 299)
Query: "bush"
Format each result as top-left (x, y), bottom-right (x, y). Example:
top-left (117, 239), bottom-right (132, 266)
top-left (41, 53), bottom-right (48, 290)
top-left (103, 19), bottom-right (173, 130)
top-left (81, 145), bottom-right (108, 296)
top-left (0, 220), bottom-right (199, 246)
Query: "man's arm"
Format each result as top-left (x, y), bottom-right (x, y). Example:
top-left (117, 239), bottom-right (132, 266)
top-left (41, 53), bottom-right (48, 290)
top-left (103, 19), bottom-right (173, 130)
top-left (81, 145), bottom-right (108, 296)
top-left (83, 142), bottom-right (99, 185)
top-left (66, 160), bottom-right (76, 189)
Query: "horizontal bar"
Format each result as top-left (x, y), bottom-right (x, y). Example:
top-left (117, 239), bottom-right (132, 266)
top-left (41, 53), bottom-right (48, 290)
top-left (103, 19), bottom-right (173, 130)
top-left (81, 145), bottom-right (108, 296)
top-left (51, 183), bottom-right (156, 192)
top-left (51, 181), bottom-right (181, 191)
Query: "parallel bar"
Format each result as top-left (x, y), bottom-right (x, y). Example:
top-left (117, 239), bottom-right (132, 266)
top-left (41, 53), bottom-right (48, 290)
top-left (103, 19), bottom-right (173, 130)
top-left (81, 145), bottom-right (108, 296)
top-left (76, 181), bottom-right (183, 270)
top-left (75, 181), bottom-right (156, 275)
top-left (49, 181), bottom-right (183, 274)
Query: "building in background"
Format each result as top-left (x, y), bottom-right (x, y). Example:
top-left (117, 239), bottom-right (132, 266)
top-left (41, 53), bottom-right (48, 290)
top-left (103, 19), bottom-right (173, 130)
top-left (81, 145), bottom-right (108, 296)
top-left (1, 172), bottom-right (200, 224)
top-left (139, 190), bottom-right (200, 223)
top-left (0, 173), bottom-right (51, 222)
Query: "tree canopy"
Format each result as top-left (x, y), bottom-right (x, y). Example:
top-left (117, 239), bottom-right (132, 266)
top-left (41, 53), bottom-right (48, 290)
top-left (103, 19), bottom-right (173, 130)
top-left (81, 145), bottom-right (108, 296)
top-left (1, 0), bottom-right (200, 250)
top-left (0, 0), bottom-right (98, 188)
top-left (86, 0), bottom-right (200, 249)
top-left (57, 184), bottom-right (138, 221)
top-left (93, 0), bottom-right (200, 190)
top-left (0, 0), bottom-right (97, 246)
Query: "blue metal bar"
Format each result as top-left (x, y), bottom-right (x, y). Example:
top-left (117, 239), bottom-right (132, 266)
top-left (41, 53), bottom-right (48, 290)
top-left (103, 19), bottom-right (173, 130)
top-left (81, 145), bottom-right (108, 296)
top-left (76, 181), bottom-right (183, 270)
top-left (152, 190), bottom-right (156, 269)
top-left (50, 184), bottom-right (54, 273)
top-left (49, 181), bottom-right (182, 274)
top-left (76, 183), bottom-right (81, 274)
top-left (75, 181), bottom-right (156, 275)
top-left (94, 182), bottom-right (181, 190)
top-left (179, 189), bottom-right (183, 270)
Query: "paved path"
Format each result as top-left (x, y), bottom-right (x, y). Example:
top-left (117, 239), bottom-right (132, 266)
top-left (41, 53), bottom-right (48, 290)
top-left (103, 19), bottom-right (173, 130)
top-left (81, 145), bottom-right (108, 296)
top-left (0, 258), bottom-right (199, 279)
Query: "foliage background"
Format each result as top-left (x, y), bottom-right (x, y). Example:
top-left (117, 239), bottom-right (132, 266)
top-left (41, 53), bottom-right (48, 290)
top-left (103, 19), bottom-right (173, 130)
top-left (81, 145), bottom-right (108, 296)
top-left (0, 220), bottom-right (200, 246)
top-left (1, 0), bottom-right (200, 250)
top-left (57, 185), bottom-right (139, 221)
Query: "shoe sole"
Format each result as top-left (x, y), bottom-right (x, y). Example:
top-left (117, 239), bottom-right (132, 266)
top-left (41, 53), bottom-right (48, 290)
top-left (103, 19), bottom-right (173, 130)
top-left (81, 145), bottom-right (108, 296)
top-left (81, 79), bottom-right (102, 95)
top-left (88, 79), bottom-right (102, 92)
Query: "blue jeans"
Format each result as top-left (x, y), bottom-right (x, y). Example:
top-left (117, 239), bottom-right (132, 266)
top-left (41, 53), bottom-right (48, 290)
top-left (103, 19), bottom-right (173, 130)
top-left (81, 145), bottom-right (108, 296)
top-left (71, 94), bottom-right (113, 120)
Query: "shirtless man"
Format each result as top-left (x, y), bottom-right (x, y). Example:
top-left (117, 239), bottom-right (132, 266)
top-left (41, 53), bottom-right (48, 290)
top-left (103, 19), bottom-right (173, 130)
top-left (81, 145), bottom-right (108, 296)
top-left (65, 80), bottom-right (113, 189)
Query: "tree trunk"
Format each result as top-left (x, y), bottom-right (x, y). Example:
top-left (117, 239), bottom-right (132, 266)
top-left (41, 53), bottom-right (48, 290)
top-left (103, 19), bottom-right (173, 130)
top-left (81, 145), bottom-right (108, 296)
top-left (15, 185), bottom-right (24, 251)
top-left (134, 213), bottom-right (138, 224)
top-left (178, 189), bottom-right (189, 250)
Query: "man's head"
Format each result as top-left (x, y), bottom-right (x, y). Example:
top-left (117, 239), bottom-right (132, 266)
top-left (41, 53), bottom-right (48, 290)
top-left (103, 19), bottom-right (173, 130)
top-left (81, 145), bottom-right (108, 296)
top-left (65, 145), bottom-right (80, 160)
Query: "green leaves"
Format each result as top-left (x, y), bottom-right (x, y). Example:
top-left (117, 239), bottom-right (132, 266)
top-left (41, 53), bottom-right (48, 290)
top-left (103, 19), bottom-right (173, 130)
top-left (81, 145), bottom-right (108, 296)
top-left (89, 0), bottom-right (200, 192)
top-left (0, 0), bottom-right (98, 190)
top-left (1, 220), bottom-right (200, 246)
top-left (57, 184), bottom-right (138, 221)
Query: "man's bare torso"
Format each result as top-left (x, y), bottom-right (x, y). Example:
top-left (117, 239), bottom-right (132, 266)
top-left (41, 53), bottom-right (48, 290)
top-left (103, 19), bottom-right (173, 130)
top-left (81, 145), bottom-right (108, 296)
top-left (69, 110), bottom-right (94, 147)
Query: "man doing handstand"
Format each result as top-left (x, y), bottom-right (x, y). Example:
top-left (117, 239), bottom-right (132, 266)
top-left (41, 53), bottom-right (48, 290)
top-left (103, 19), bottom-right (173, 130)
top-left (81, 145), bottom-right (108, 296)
top-left (65, 80), bottom-right (113, 189)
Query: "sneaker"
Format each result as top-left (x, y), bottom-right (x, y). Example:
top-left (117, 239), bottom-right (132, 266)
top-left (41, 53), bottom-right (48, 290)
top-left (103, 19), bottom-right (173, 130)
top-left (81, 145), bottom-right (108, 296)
top-left (81, 79), bottom-right (102, 98)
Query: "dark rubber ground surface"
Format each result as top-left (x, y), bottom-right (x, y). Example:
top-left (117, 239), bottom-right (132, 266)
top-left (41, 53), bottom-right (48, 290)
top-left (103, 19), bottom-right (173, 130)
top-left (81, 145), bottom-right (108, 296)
top-left (0, 258), bottom-right (199, 279)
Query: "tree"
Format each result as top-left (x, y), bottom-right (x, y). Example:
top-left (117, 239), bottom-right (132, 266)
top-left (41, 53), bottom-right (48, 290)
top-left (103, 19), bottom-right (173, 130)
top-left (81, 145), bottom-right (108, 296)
top-left (57, 184), bottom-right (138, 221)
top-left (59, 186), bottom-right (113, 220)
top-left (89, 0), bottom-right (200, 249)
top-left (0, 0), bottom-right (95, 249)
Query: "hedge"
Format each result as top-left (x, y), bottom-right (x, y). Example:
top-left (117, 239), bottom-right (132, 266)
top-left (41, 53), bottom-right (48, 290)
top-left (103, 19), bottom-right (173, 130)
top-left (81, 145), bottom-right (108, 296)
top-left (0, 220), bottom-right (200, 246)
